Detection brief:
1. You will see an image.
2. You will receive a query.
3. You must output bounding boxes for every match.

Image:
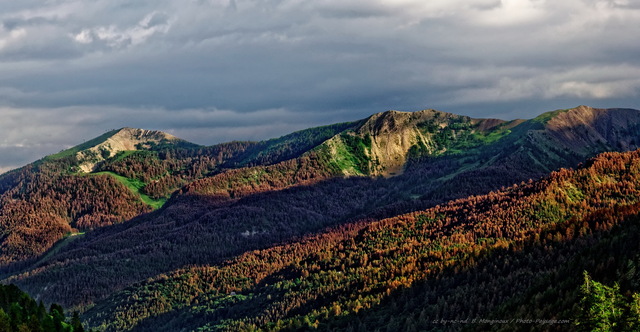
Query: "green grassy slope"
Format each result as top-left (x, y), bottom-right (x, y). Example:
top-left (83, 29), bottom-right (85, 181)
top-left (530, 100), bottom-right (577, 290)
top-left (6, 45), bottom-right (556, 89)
top-left (93, 171), bottom-right (167, 209)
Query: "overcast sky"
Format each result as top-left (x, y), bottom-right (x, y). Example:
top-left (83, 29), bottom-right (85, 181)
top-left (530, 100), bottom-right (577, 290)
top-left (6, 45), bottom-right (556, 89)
top-left (1, 0), bottom-right (639, 173)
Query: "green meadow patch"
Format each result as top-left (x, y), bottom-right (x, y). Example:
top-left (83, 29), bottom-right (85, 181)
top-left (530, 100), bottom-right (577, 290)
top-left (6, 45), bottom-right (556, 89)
top-left (94, 171), bottom-right (167, 209)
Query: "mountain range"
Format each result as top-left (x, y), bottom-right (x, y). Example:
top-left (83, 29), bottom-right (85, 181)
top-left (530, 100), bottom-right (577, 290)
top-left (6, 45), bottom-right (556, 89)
top-left (1, 105), bottom-right (640, 331)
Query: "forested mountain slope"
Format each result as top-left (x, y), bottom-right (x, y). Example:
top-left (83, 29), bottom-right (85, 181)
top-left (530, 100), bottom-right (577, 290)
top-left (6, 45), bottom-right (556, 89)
top-left (0, 128), bottom-right (192, 266)
top-left (80, 148), bottom-right (640, 331)
top-left (0, 123), bottom-right (355, 267)
top-left (2, 105), bottom-right (640, 330)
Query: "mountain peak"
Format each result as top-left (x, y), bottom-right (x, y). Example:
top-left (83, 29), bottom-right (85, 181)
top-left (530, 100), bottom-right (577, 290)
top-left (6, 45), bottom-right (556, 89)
top-left (358, 109), bottom-right (457, 136)
top-left (321, 109), bottom-right (510, 177)
top-left (71, 127), bottom-right (187, 172)
top-left (539, 106), bottom-right (640, 153)
top-left (108, 127), bottom-right (179, 148)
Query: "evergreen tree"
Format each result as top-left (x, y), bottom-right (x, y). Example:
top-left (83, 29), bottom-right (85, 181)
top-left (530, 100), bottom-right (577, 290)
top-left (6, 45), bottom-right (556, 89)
top-left (577, 271), bottom-right (640, 331)
top-left (0, 309), bottom-right (11, 332)
top-left (71, 311), bottom-right (85, 332)
top-left (0, 284), bottom-right (85, 332)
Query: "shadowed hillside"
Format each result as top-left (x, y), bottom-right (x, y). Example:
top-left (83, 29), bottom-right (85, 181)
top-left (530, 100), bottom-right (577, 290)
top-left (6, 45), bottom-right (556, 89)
top-left (2, 106), bottom-right (640, 330)
top-left (81, 149), bottom-right (640, 331)
top-left (0, 123), bottom-right (353, 266)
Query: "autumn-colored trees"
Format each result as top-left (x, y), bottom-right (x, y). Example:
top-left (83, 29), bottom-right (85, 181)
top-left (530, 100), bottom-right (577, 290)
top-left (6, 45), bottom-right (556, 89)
top-left (76, 149), bottom-right (640, 331)
top-left (3, 107), bottom-right (640, 330)
top-left (0, 159), bottom-right (151, 265)
top-left (0, 125), bottom-right (347, 267)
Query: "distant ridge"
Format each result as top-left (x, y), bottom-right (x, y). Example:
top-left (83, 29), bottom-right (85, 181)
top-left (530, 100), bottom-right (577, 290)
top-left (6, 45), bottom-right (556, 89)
top-left (543, 105), bottom-right (640, 152)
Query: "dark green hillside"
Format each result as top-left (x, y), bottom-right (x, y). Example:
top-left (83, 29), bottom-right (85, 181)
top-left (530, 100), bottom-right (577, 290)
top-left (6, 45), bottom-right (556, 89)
top-left (232, 121), bottom-right (362, 167)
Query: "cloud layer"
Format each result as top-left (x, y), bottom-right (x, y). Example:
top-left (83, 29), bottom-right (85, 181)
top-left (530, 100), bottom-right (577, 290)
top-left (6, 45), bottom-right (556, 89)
top-left (1, 0), bottom-right (639, 171)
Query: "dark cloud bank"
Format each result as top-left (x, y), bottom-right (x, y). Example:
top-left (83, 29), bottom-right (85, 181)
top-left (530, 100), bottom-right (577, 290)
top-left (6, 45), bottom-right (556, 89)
top-left (1, 0), bottom-right (639, 172)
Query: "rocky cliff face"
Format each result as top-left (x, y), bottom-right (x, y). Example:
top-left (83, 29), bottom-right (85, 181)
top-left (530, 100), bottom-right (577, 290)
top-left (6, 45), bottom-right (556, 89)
top-left (357, 110), bottom-right (438, 176)
top-left (321, 109), bottom-right (507, 177)
top-left (76, 128), bottom-right (180, 172)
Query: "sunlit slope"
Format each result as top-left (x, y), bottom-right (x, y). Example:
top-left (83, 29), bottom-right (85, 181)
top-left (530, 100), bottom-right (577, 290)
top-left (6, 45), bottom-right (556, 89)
top-left (83, 149), bottom-right (640, 331)
top-left (3, 105), bottom-right (640, 322)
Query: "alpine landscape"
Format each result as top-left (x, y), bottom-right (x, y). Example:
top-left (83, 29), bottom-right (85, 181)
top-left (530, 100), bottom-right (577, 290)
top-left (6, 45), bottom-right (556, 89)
top-left (2, 1), bottom-right (640, 331)
top-left (1, 106), bottom-right (640, 330)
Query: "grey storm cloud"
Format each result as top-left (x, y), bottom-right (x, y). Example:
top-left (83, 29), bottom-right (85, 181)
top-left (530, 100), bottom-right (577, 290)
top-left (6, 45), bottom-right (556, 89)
top-left (1, 0), bottom-right (640, 172)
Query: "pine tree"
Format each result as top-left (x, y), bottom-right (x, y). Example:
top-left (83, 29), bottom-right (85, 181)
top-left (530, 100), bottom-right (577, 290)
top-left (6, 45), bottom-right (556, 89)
top-left (71, 312), bottom-right (85, 332)
top-left (577, 271), bottom-right (627, 331)
top-left (0, 309), bottom-right (11, 332)
top-left (626, 293), bottom-right (640, 331)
